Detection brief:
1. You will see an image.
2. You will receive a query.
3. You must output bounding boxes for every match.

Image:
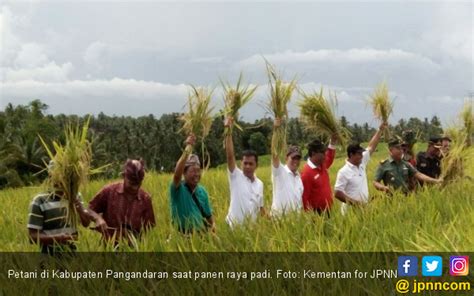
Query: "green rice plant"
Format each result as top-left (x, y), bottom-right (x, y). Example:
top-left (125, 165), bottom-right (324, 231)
top-left (1, 142), bottom-right (473, 256)
top-left (443, 127), bottom-right (458, 141)
top-left (460, 101), bottom-right (473, 146)
top-left (440, 102), bottom-right (474, 184)
top-left (299, 88), bottom-right (351, 145)
top-left (265, 61), bottom-right (297, 158)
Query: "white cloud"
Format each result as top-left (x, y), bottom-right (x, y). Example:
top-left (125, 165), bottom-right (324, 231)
top-left (0, 6), bottom-right (22, 68)
top-left (427, 95), bottom-right (462, 104)
top-left (237, 48), bottom-right (441, 71)
top-left (297, 82), bottom-right (373, 101)
top-left (1, 5), bottom-right (71, 83)
top-left (0, 77), bottom-right (191, 116)
top-left (189, 56), bottom-right (225, 64)
top-left (2, 78), bottom-right (187, 102)
top-left (1, 2), bottom-right (470, 124)
top-left (14, 43), bottom-right (49, 68)
top-left (427, 3), bottom-right (472, 62)
top-left (5, 62), bottom-right (73, 82)
top-left (83, 41), bottom-right (107, 70)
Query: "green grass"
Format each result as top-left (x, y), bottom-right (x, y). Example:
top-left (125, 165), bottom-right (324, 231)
top-left (1, 143), bottom-right (473, 252)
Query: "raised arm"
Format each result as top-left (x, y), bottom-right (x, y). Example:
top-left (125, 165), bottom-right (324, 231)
top-left (367, 122), bottom-right (387, 155)
top-left (173, 134), bottom-right (196, 187)
top-left (224, 117), bottom-right (236, 172)
top-left (271, 117), bottom-right (282, 168)
top-left (325, 134), bottom-right (338, 169)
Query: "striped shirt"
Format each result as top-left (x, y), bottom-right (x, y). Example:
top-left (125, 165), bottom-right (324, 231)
top-left (27, 192), bottom-right (79, 236)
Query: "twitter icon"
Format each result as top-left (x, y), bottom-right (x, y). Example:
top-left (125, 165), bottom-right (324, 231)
top-left (422, 256), bottom-right (443, 276)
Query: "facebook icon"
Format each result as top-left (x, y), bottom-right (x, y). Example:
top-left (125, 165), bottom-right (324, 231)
top-left (398, 256), bottom-right (418, 276)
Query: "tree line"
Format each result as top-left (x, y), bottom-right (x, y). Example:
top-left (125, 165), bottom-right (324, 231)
top-left (0, 100), bottom-right (443, 189)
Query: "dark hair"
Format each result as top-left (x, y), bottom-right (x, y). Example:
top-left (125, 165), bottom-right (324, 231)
top-left (307, 140), bottom-right (326, 157)
top-left (346, 143), bottom-right (364, 158)
top-left (241, 149), bottom-right (258, 164)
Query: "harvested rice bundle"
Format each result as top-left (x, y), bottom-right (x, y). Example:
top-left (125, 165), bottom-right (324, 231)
top-left (443, 127), bottom-right (458, 141)
top-left (39, 117), bottom-right (96, 228)
top-left (265, 61), bottom-right (297, 158)
top-left (180, 85), bottom-right (214, 141)
top-left (440, 129), bottom-right (469, 185)
top-left (369, 81), bottom-right (394, 140)
top-left (221, 73), bottom-right (258, 141)
top-left (460, 101), bottom-right (473, 146)
top-left (299, 88), bottom-right (351, 145)
top-left (179, 85), bottom-right (215, 168)
top-left (440, 102), bottom-right (474, 185)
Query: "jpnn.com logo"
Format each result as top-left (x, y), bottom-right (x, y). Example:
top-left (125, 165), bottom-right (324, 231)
top-left (398, 255), bottom-right (470, 277)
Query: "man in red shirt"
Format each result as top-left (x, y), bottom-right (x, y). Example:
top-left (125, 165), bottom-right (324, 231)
top-left (83, 159), bottom-right (156, 245)
top-left (301, 137), bottom-right (337, 216)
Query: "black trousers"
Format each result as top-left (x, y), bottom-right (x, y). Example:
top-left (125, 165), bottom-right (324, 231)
top-left (315, 208), bottom-right (331, 218)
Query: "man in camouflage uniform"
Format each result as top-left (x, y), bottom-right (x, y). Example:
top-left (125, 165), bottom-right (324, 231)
top-left (373, 138), bottom-right (442, 195)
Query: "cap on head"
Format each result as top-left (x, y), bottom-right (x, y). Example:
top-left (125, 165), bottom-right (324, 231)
top-left (428, 137), bottom-right (442, 149)
top-left (185, 154), bottom-right (201, 170)
top-left (388, 138), bottom-right (403, 148)
top-left (123, 159), bottom-right (145, 184)
top-left (286, 145), bottom-right (302, 158)
top-left (441, 136), bottom-right (452, 142)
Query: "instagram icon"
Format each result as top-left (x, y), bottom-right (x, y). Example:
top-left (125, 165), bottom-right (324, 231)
top-left (450, 256), bottom-right (469, 276)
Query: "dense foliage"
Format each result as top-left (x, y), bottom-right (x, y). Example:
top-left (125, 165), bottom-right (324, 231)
top-left (0, 100), bottom-right (443, 189)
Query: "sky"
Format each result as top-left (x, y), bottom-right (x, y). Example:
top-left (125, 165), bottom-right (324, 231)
top-left (0, 0), bottom-right (472, 126)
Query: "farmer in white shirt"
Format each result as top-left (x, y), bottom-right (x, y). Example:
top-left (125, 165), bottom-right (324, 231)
top-left (334, 122), bottom-right (386, 214)
top-left (224, 117), bottom-right (265, 227)
top-left (270, 117), bottom-right (303, 216)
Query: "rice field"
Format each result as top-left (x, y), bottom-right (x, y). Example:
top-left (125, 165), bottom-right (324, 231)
top-left (1, 143), bottom-right (473, 252)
